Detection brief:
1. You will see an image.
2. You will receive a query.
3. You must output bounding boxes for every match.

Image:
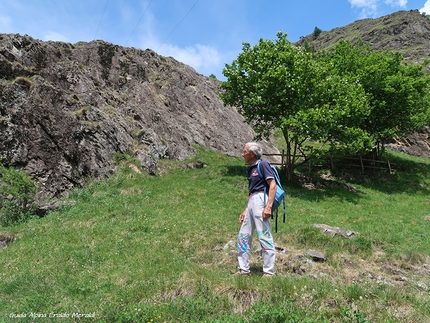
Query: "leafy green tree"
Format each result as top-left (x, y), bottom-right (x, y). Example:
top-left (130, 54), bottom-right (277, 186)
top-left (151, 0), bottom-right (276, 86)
top-left (220, 32), bottom-right (371, 180)
top-left (317, 40), bottom-right (430, 156)
top-left (312, 26), bottom-right (322, 39)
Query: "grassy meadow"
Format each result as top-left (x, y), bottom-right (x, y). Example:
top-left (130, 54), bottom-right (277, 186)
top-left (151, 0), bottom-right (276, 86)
top-left (0, 146), bottom-right (429, 322)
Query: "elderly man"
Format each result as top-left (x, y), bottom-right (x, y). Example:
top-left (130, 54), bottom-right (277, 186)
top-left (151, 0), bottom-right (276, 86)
top-left (237, 142), bottom-right (276, 277)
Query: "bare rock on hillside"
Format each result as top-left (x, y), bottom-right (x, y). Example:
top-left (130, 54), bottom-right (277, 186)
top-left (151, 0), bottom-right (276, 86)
top-left (306, 249), bottom-right (326, 262)
top-left (313, 224), bottom-right (359, 239)
top-left (385, 126), bottom-right (430, 158)
top-left (297, 10), bottom-right (430, 69)
top-left (0, 33), bottom-right (278, 199)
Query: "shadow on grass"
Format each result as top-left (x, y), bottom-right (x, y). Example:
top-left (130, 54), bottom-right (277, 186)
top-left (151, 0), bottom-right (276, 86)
top-left (284, 179), bottom-right (366, 204)
top-left (225, 164), bottom-right (366, 204)
top-left (324, 151), bottom-right (430, 195)
top-left (225, 151), bottom-right (430, 203)
top-left (224, 165), bottom-right (247, 177)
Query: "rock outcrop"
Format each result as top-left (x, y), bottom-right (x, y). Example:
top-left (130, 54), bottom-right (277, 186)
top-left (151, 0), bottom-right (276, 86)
top-left (385, 126), bottom-right (430, 158)
top-left (0, 33), bottom-right (278, 199)
top-left (297, 10), bottom-right (430, 70)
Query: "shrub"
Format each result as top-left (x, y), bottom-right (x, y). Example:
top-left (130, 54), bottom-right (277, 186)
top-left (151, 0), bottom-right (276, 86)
top-left (313, 26), bottom-right (322, 39)
top-left (0, 161), bottom-right (37, 226)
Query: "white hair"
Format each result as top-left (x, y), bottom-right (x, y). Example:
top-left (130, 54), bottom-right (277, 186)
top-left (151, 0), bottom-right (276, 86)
top-left (245, 142), bottom-right (262, 159)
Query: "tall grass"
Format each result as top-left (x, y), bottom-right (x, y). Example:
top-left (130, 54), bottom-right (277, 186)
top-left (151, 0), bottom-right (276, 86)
top-left (0, 146), bottom-right (429, 322)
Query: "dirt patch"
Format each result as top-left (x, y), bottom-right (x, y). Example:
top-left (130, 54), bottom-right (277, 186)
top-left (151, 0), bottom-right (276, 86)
top-left (295, 173), bottom-right (363, 193)
top-left (0, 232), bottom-right (16, 249)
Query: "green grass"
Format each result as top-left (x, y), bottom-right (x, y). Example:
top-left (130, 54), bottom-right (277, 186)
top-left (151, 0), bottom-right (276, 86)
top-left (0, 146), bottom-right (429, 322)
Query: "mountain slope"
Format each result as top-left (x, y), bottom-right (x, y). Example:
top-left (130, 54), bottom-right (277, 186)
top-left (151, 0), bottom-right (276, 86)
top-left (0, 34), bottom-right (277, 198)
top-left (297, 10), bottom-right (430, 69)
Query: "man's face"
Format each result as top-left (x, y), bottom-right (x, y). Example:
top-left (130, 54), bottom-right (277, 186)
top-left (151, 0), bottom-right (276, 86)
top-left (241, 145), bottom-right (254, 165)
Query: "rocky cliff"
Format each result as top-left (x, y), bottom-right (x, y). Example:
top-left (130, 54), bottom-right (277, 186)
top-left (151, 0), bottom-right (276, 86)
top-left (297, 10), bottom-right (430, 69)
top-left (0, 34), bottom-right (278, 199)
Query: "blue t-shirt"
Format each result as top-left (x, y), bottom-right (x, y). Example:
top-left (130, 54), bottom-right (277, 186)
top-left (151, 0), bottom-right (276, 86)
top-left (247, 160), bottom-right (274, 194)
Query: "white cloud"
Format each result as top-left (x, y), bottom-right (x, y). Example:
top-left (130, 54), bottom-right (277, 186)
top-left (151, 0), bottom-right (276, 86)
top-left (349, 0), bottom-right (377, 5)
top-left (420, 0), bottom-right (430, 14)
top-left (385, 0), bottom-right (407, 7)
top-left (159, 43), bottom-right (221, 74)
top-left (139, 31), bottom-right (223, 77)
top-left (349, 0), bottom-right (409, 17)
top-left (349, 0), bottom-right (379, 17)
top-left (133, 6), bottom-right (222, 77)
top-left (43, 32), bottom-right (69, 42)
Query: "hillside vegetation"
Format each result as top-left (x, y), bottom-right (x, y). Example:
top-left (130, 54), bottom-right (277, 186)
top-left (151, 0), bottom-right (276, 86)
top-left (296, 10), bottom-right (430, 69)
top-left (0, 146), bottom-right (429, 322)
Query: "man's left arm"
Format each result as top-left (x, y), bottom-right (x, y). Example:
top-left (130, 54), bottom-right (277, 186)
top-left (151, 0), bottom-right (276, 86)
top-left (262, 178), bottom-right (276, 220)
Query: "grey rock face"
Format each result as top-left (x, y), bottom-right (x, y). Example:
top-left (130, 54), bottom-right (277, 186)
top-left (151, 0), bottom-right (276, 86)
top-left (0, 34), bottom-right (278, 199)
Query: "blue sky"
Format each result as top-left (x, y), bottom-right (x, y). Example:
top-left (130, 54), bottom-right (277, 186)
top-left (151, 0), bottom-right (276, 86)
top-left (1, 0), bottom-right (429, 79)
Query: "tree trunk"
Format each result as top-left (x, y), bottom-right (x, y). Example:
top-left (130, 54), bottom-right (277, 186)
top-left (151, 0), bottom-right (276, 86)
top-left (283, 129), bottom-right (295, 181)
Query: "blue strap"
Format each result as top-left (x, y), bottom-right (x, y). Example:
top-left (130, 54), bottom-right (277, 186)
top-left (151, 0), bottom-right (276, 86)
top-left (256, 161), bottom-right (267, 207)
top-left (257, 160), bottom-right (287, 220)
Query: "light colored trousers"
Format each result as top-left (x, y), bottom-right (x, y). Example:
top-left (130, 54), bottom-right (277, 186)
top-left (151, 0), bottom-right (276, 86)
top-left (237, 192), bottom-right (276, 275)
